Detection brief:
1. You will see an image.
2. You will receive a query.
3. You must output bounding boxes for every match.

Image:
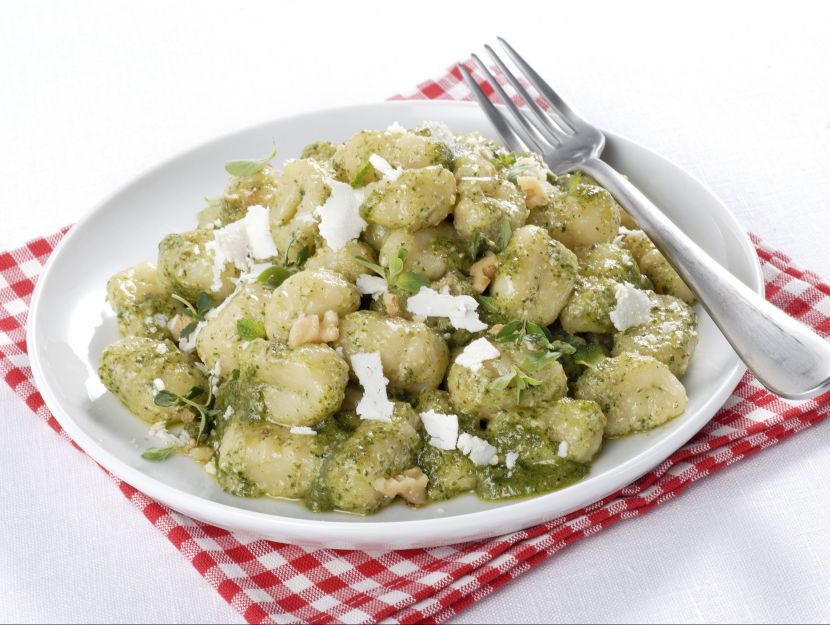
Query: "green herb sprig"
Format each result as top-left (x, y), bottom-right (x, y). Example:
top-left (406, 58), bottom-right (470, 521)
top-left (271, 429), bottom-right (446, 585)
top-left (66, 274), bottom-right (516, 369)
top-left (350, 160), bottom-right (374, 188)
top-left (488, 365), bottom-right (543, 402)
top-left (141, 446), bottom-right (177, 462)
top-left (354, 248), bottom-right (430, 294)
top-left (172, 292), bottom-right (214, 338)
top-left (153, 386), bottom-right (220, 446)
top-left (256, 238), bottom-right (309, 289)
top-left (469, 218), bottom-right (512, 260)
top-left (225, 145), bottom-right (277, 177)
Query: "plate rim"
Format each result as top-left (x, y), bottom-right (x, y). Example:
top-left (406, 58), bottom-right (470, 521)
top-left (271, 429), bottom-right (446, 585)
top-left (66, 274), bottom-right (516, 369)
top-left (26, 99), bottom-right (763, 549)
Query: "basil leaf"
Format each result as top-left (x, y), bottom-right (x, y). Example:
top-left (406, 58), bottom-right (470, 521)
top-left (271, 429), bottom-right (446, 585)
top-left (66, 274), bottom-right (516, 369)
top-left (141, 446), bottom-right (176, 461)
top-left (225, 145), bottom-right (277, 177)
top-left (494, 319), bottom-right (523, 343)
top-left (153, 390), bottom-right (179, 407)
top-left (230, 368), bottom-right (240, 382)
top-left (350, 160), bottom-right (373, 188)
top-left (395, 272), bottom-right (429, 294)
top-left (497, 219), bottom-right (512, 251)
top-left (257, 265), bottom-right (292, 289)
top-left (354, 256), bottom-right (386, 279)
top-left (488, 370), bottom-right (516, 391)
top-left (237, 317), bottom-right (266, 341)
top-left (195, 292), bottom-right (213, 319)
top-left (179, 320), bottom-right (199, 339)
top-left (573, 343), bottom-right (605, 367)
top-left (526, 320), bottom-right (553, 342)
top-left (295, 246), bottom-right (309, 269)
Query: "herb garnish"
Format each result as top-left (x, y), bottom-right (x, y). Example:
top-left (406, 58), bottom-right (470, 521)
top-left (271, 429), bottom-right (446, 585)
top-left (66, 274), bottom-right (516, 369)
top-left (224, 145), bottom-right (277, 177)
top-left (236, 317), bottom-right (266, 341)
top-left (141, 446), bottom-right (177, 462)
top-left (256, 239), bottom-right (309, 289)
top-left (470, 218), bottom-right (513, 260)
top-left (153, 386), bottom-right (220, 445)
top-left (350, 160), bottom-right (374, 188)
top-left (354, 248), bottom-right (430, 294)
top-left (488, 365), bottom-right (543, 402)
top-left (172, 292), bottom-right (213, 338)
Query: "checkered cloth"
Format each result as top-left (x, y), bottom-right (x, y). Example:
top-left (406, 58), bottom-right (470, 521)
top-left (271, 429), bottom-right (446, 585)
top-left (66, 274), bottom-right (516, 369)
top-left (2, 65), bottom-right (830, 625)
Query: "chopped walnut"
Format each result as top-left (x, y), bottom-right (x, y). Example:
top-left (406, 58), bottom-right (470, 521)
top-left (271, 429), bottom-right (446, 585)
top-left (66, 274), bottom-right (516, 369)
top-left (516, 175), bottom-right (549, 209)
top-left (180, 410), bottom-right (195, 424)
top-left (372, 467), bottom-right (429, 505)
top-left (434, 271), bottom-right (462, 295)
top-left (288, 312), bottom-right (340, 348)
top-left (489, 323), bottom-right (504, 335)
top-left (383, 292), bottom-right (401, 317)
top-left (320, 310), bottom-right (340, 342)
top-left (470, 251), bottom-right (499, 293)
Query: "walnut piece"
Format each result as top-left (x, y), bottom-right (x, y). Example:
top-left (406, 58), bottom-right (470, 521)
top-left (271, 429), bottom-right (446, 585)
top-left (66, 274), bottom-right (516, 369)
top-left (516, 175), bottom-right (548, 209)
top-left (372, 467), bottom-right (429, 506)
top-left (470, 251), bottom-right (499, 293)
top-left (288, 311), bottom-right (341, 348)
top-left (383, 292), bottom-right (401, 317)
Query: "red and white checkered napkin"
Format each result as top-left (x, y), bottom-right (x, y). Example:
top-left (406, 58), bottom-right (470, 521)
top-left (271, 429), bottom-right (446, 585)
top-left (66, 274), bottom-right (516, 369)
top-left (3, 67), bottom-right (830, 625)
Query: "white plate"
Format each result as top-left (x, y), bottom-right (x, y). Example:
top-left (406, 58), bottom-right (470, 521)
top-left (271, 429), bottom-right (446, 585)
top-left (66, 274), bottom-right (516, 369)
top-left (27, 101), bottom-right (763, 550)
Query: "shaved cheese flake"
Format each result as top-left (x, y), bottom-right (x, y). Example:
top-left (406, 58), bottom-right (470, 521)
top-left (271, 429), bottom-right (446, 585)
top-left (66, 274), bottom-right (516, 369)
top-left (314, 181), bottom-right (367, 251)
top-left (406, 286), bottom-right (487, 332)
top-left (457, 433), bottom-right (499, 466)
top-left (206, 205), bottom-right (278, 291)
top-left (244, 205), bottom-right (278, 260)
top-left (351, 352), bottom-right (394, 422)
top-left (505, 451), bottom-right (519, 469)
top-left (368, 153), bottom-right (402, 181)
top-left (419, 410), bottom-right (459, 450)
top-left (356, 274), bottom-right (388, 299)
top-left (455, 337), bottom-right (500, 372)
top-left (610, 283), bottom-right (651, 331)
top-left (558, 441), bottom-right (570, 459)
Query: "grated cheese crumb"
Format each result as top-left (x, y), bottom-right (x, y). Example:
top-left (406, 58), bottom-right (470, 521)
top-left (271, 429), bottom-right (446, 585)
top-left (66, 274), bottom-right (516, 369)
top-left (610, 283), bottom-right (651, 331)
top-left (356, 274), bottom-right (388, 299)
top-left (368, 153), bottom-right (402, 181)
top-left (505, 451), bottom-right (519, 470)
top-left (457, 433), bottom-right (499, 466)
top-left (289, 426), bottom-right (318, 436)
top-left (558, 441), bottom-right (570, 459)
top-left (152, 378), bottom-right (165, 392)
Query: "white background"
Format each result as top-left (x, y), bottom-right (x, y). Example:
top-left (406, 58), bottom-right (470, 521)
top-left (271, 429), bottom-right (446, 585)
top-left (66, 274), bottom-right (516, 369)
top-left (2, 1), bottom-right (830, 623)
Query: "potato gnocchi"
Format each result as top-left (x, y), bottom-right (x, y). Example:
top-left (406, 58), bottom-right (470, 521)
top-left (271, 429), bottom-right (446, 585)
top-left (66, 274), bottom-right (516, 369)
top-left (98, 122), bottom-right (698, 515)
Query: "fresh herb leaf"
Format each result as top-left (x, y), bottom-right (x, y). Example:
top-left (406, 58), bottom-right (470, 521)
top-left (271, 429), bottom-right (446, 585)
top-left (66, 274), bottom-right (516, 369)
top-left (225, 144), bottom-right (277, 177)
top-left (237, 317), bottom-right (266, 341)
top-left (476, 295), bottom-right (500, 314)
top-left (231, 368), bottom-right (240, 381)
top-left (350, 160), bottom-right (373, 188)
top-left (494, 319), bottom-right (525, 344)
top-left (520, 350), bottom-right (562, 372)
top-left (496, 219), bottom-right (512, 251)
top-left (488, 369), bottom-right (517, 391)
top-left (141, 447), bottom-right (176, 461)
top-left (185, 386), bottom-right (205, 401)
top-left (172, 293), bottom-right (197, 318)
top-left (295, 245), bottom-right (309, 268)
top-left (572, 343), bottom-right (605, 367)
top-left (469, 230), bottom-right (501, 260)
top-left (395, 272), bottom-right (429, 293)
top-left (153, 390), bottom-right (179, 407)
top-left (257, 265), bottom-right (292, 289)
top-left (195, 292), bottom-right (213, 318)
top-left (179, 320), bottom-right (199, 339)
top-left (354, 255), bottom-right (386, 278)
top-left (513, 368), bottom-right (542, 402)
top-left (388, 252), bottom-right (406, 279)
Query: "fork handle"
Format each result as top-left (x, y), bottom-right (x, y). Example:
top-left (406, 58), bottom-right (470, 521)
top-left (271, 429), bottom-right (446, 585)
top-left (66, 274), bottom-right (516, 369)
top-left (579, 157), bottom-right (830, 400)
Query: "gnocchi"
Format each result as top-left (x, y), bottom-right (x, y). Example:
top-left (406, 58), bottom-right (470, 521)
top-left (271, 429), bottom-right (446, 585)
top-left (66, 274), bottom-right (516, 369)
top-left (99, 122), bottom-right (698, 516)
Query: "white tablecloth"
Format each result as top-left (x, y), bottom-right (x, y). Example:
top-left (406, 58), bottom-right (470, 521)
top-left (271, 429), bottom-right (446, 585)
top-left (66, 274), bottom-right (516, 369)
top-left (3, 2), bottom-right (829, 623)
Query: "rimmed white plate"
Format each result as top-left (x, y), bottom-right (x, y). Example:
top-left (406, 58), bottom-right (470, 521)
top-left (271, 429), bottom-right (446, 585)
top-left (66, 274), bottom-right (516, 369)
top-left (27, 101), bottom-right (763, 550)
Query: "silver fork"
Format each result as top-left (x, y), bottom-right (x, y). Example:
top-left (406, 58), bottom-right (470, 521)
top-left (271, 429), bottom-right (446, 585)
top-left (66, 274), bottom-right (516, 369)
top-left (460, 38), bottom-right (830, 400)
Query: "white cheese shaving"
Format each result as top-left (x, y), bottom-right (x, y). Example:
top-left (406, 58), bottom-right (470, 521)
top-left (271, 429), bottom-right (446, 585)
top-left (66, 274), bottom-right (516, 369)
top-left (419, 410), bottom-right (459, 451)
top-left (455, 337), bottom-right (500, 372)
top-left (155, 343), bottom-right (169, 355)
top-left (406, 286), bottom-right (487, 332)
top-left (558, 441), bottom-right (570, 459)
top-left (152, 378), bottom-right (165, 392)
top-left (314, 180), bottom-right (368, 251)
top-left (356, 274), bottom-right (388, 299)
top-left (351, 352), bottom-right (394, 422)
top-left (505, 451), bottom-right (519, 469)
top-left (222, 406), bottom-right (234, 420)
top-left (457, 433), bottom-right (499, 466)
top-left (368, 153), bottom-right (402, 181)
top-left (205, 205), bottom-right (278, 291)
top-left (609, 283), bottom-right (651, 331)
top-left (289, 426), bottom-right (318, 436)
top-left (148, 421), bottom-right (190, 447)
